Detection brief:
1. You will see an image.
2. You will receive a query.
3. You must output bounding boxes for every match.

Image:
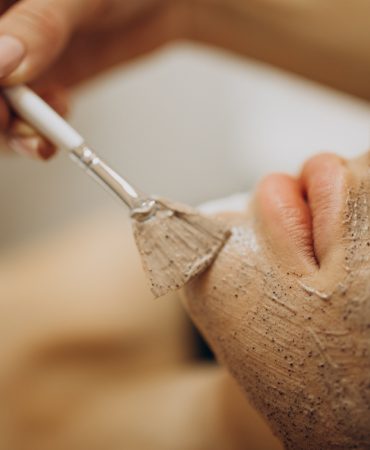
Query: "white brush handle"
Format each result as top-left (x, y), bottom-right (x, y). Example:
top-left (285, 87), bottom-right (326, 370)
top-left (4, 85), bottom-right (84, 150)
top-left (4, 85), bottom-right (153, 213)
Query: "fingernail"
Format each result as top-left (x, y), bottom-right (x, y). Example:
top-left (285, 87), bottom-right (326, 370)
top-left (38, 142), bottom-right (56, 161)
top-left (8, 136), bottom-right (41, 159)
top-left (0, 35), bottom-right (25, 78)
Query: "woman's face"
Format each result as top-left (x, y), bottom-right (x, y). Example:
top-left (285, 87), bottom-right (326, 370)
top-left (184, 153), bottom-right (370, 450)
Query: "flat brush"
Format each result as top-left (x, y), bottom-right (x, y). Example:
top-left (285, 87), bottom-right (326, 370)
top-left (4, 85), bottom-right (230, 297)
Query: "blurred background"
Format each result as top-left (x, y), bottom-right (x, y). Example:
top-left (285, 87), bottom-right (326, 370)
top-left (0, 43), bottom-right (369, 248)
top-left (0, 13), bottom-right (369, 448)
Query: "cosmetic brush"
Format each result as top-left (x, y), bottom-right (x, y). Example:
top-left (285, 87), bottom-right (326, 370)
top-left (4, 85), bottom-right (230, 297)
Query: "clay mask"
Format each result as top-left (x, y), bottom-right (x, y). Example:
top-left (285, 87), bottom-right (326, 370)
top-left (184, 153), bottom-right (370, 450)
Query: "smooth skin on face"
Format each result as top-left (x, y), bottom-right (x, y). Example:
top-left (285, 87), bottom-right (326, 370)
top-left (185, 152), bottom-right (370, 450)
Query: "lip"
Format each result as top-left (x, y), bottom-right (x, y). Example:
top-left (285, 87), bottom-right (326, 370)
top-left (255, 153), bottom-right (347, 272)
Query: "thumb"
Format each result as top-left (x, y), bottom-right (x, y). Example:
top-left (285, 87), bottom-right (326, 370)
top-left (0, 0), bottom-right (103, 84)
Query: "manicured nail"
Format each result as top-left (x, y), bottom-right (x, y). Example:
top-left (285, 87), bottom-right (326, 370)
top-left (0, 35), bottom-right (25, 78)
top-left (7, 136), bottom-right (41, 159)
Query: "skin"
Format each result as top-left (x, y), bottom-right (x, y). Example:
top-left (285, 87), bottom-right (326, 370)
top-left (1, 152), bottom-right (368, 449)
top-left (184, 152), bottom-right (370, 449)
top-left (0, 211), bottom-right (281, 450)
top-left (0, 0), bottom-right (370, 156)
top-left (0, 0), bottom-right (180, 158)
top-left (0, 0), bottom-right (368, 447)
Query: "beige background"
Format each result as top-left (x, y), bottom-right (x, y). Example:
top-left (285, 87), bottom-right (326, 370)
top-left (0, 44), bottom-right (369, 249)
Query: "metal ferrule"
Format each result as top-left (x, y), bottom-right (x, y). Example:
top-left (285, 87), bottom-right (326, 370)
top-left (70, 144), bottom-right (156, 219)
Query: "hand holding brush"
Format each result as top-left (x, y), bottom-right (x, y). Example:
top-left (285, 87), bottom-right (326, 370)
top-left (5, 85), bottom-right (230, 297)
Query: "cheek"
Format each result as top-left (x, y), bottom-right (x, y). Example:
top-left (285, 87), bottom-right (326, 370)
top-left (184, 186), bottom-right (370, 449)
top-left (184, 223), bottom-right (267, 357)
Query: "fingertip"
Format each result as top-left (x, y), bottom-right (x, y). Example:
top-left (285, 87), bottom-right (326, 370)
top-left (0, 1), bottom-right (70, 84)
top-left (7, 135), bottom-right (38, 158)
top-left (0, 35), bottom-right (26, 81)
top-left (4, 84), bottom-right (68, 160)
top-left (0, 94), bottom-right (10, 130)
top-left (38, 141), bottom-right (57, 160)
top-left (9, 118), bottom-right (37, 137)
top-left (7, 135), bottom-right (57, 160)
top-left (0, 57), bottom-right (28, 85)
top-left (4, 86), bottom-right (64, 160)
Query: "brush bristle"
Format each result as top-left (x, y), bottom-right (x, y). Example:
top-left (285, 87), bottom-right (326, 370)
top-left (132, 198), bottom-right (230, 298)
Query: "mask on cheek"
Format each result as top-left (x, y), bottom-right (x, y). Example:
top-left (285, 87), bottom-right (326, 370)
top-left (185, 156), bottom-right (370, 450)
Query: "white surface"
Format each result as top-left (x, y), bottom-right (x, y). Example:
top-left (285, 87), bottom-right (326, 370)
top-left (0, 44), bottom-right (369, 248)
top-left (200, 193), bottom-right (250, 215)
